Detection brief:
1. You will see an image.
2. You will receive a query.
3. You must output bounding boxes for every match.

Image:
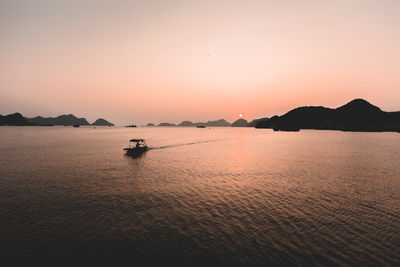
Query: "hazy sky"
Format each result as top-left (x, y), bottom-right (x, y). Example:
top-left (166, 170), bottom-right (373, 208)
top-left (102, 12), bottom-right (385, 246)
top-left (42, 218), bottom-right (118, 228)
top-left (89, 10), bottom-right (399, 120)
top-left (1, 0), bottom-right (400, 125)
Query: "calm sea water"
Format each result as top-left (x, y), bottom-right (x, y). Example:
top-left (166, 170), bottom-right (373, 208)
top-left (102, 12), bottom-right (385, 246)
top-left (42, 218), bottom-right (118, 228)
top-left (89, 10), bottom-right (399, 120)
top-left (0, 126), bottom-right (399, 266)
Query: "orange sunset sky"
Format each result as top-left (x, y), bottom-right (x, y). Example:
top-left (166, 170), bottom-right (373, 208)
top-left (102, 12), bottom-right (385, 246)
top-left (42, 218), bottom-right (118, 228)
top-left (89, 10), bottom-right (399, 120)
top-left (1, 0), bottom-right (400, 125)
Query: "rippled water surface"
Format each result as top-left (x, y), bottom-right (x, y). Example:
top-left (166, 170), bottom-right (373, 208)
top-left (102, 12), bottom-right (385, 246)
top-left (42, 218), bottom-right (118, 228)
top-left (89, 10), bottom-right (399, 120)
top-left (0, 126), bottom-right (399, 266)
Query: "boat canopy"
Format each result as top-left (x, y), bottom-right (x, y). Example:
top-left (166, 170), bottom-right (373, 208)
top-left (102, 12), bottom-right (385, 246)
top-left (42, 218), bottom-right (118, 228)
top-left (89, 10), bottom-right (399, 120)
top-left (130, 139), bottom-right (145, 142)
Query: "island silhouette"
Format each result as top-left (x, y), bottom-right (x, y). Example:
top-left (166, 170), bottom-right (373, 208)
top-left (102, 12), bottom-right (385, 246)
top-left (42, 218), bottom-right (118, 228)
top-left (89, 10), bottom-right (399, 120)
top-left (1, 99), bottom-right (399, 131)
top-left (231, 118), bottom-right (248, 127)
top-left (92, 118), bottom-right (115, 126)
top-left (0, 113), bottom-right (35, 126)
top-left (157, 119), bottom-right (231, 127)
top-left (28, 114), bottom-right (90, 126)
top-left (174, 119), bottom-right (231, 127)
top-left (247, 117), bottom-right (270, 127)
top-left (0, 113), bottom-right (114, 126)
top-left (255, 99), bottom-right (400, 132)
top-left (158, 122), bottom-right (176, 127)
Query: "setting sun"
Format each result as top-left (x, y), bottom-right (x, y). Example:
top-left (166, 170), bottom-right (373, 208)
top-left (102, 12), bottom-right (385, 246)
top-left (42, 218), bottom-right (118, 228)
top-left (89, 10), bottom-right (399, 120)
top-left (239, 114), bottom-right (243, 118)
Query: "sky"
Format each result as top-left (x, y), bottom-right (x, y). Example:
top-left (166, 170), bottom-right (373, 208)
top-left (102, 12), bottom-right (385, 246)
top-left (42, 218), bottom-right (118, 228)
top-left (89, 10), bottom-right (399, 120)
top-left (1, 0), bottom-right (400, 125)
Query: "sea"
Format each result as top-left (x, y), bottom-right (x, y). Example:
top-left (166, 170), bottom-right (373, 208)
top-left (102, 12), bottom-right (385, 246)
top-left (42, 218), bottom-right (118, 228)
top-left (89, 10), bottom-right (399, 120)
top-left (0, 126), bottom-right (399, 266)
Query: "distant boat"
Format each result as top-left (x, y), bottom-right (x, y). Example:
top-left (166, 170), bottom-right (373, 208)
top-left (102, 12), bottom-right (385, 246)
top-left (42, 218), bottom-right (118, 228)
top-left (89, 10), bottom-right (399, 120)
top-left (196, 125), bottom-right (206, 128)
top-left (124, 139), bottom-right (148, 157)
top-left (125, 125), bottom-right (137, 128)
top-left (73, 124), bottom-right (80, 128)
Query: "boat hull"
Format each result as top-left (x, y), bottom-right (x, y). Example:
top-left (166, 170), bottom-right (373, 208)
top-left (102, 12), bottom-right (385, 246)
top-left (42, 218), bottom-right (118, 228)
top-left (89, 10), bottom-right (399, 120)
top-left (123, 147), bottom-right (148, 157)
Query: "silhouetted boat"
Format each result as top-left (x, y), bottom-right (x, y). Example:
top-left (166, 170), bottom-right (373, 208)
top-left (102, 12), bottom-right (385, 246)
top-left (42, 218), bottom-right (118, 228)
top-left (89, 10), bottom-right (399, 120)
top-left (196, 125), bottom-right (206, 128)
top-left (73, 124), bottom-right (80, 128)
top-left (125, 125), bottom-right (137, 128)
top-left (124, 139), bottom-right (148, 157)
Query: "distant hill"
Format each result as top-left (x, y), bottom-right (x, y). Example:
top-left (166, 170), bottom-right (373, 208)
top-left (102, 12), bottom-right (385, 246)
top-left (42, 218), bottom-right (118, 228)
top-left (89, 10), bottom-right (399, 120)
top-left (255, 99), bottom-right (400, 132)
top-left (232, 119), bottom-right (248, 127)
top-left (28, 114), bottom-right (90, 126)
top-left (174, 119), bottom-right (231, 127)
top-left (178, 121), bottom-right (196, 126)
top-left (177, 121), bottom-right (207, 127)
top-left (147, 123), bottom-right (155, 126)
top-left (0, 113), bottom-right (115, 126)
top-left (177, 121), bottom-right (203, 127)
top-left (247, 117), bottom-right (269, 127)
top-left (92, 118), bottom-right (114, 126)
top-left (159, 122), bottom-right (176, 126)
top-left (0, 113), bottom-right (33, 126)
top-left (204, 119), bottom-right (231, 127)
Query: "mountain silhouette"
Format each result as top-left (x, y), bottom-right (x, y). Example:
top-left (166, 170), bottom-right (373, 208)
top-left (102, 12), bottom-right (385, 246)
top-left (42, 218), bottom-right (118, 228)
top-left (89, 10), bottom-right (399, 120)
top-left (1, 113), bottom-right (115, 126)
top-left (255, 99), bottom-right (400, 132)
top-left (0, 113), bottom-right (33, 126)
top-left (232, 119), bottom-right (248, 127)
top-left (92, 118), bottom-right (114, 126)
top-left (28, 114), bottom-right (90, 126)
top-left (247, 117), bottom-right (269, 127)
top-left (204, 119), bottom-right (231, 127)
top-left (164, 119), bottom-right (232, 127)
top-left (158, 122), bottom-right (176, 126)
top-left (178, 121), bottom-right (197, 126)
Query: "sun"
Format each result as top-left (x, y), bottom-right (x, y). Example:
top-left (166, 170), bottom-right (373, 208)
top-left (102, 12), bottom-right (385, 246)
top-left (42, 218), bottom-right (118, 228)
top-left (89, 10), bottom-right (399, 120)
top-left (239, 113), bottom-right (243, 118)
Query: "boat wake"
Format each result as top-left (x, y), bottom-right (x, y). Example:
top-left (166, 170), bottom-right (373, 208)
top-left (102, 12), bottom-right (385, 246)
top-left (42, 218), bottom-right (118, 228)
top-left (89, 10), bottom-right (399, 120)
top-left (149, 139), bottom-right (224, 150)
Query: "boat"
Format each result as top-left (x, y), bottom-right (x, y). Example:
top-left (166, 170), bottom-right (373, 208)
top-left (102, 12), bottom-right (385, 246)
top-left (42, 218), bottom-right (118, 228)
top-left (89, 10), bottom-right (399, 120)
top-left (196, 125), bottom-right (206, 128)
top-left (273, 127), bottom-right (300, 132)
top-left (125, 125), bottom-right (137, 128)
top-left (73, 124), bottom-right (80, 128)
top-left (123, 139), bottom-right (148, 157)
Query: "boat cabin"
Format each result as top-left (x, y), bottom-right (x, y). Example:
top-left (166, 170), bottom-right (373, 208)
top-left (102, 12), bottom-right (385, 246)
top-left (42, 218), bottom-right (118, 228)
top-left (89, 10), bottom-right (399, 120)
top-left (127, 139), bottom-right (147, 148)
